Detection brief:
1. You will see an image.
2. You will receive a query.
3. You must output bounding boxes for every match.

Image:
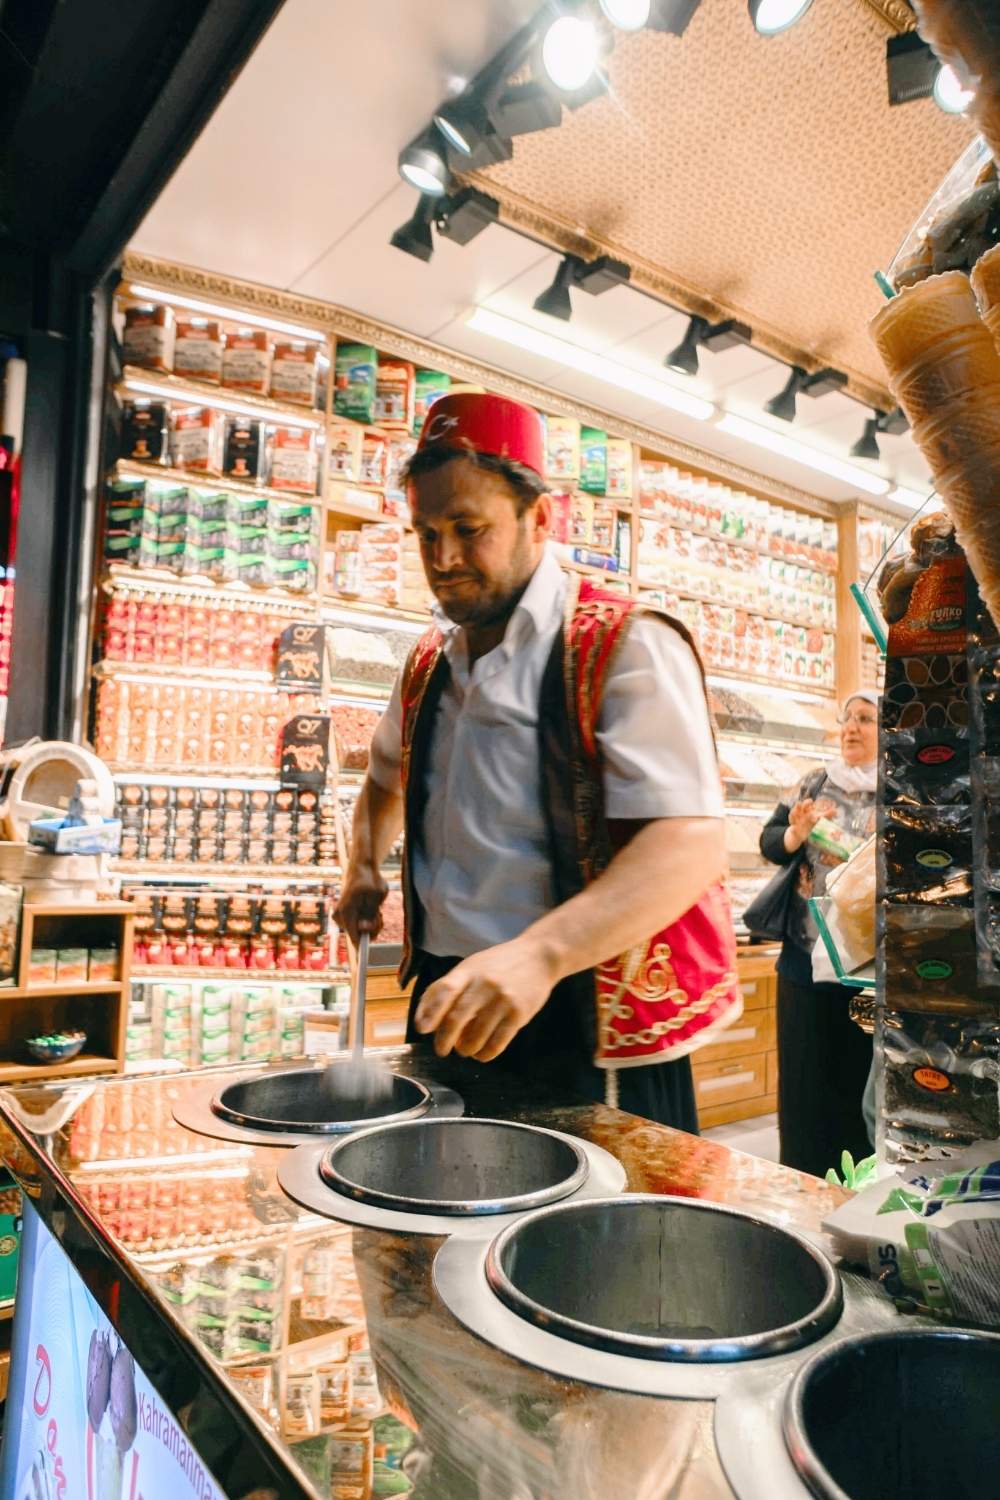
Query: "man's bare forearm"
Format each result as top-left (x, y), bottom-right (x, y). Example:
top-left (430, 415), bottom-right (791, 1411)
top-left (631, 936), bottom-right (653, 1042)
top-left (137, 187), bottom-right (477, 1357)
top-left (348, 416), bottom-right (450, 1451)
top-left (521, 817), bottom-right (726, 985)
top-left (348, 773), bottom-right (405, 877)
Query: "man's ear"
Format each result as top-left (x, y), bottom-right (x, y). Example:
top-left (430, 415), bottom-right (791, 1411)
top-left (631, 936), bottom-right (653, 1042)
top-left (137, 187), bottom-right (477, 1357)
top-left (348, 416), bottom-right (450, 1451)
top-left (532, 491), bottom-right (553, 543)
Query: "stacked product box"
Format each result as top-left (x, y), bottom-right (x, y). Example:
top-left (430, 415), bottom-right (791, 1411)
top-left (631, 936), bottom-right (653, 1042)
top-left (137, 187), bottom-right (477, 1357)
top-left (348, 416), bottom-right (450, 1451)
top-left (641, 587), bottom-right (835, 688)
top-left (93, 679), bottom-right (318, 771)
top-left (101, 593), bottom-right (296, 671)
top-left (115, 783), bottom-right (335, 869)
top-left (155, 1250), bottom-right (284, 1362)
top-left (126, 978), bottom-right (319, 1067)
top-left (105, 478), bottom-right (320, 593)
top-left (126, 887), bottom-right (335, 973)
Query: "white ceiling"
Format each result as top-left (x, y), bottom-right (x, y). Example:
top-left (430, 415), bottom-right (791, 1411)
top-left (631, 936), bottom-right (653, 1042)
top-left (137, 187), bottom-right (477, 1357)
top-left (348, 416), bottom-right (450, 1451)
top-left (134, 0), bottom-right (935, 509)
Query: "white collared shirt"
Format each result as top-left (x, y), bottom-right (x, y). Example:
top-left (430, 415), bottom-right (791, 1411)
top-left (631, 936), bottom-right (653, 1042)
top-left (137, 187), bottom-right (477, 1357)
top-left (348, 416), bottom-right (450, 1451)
top-left (369, 546), bottom-right (723, 957)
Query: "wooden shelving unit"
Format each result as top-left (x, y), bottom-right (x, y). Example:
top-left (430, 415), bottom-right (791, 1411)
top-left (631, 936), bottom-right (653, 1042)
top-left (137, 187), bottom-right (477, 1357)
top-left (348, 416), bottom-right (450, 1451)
top-left (0, 902), bottom-right (134, 1084)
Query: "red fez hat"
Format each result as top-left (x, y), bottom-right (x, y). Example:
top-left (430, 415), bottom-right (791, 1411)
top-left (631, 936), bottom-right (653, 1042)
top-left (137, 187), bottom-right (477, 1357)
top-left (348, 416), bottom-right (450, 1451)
top-left (416, 392), bottom-right (546, 479)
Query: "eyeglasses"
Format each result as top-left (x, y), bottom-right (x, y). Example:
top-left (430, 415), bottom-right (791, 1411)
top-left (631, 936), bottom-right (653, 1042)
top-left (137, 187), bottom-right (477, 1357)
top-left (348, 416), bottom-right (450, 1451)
top-left (840, 711), bottom-right (877, 728)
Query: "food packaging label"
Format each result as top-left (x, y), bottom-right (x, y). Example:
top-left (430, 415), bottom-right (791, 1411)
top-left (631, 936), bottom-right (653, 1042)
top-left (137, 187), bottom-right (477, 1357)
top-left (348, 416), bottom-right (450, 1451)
top-left (327, 422), bottom-right (364, 481)
top-left (569, 494), bottom-right (594, 545)
top-left (122, 403), bottom-right (168, 463)
top-left (374, 360), bottom-right (415, 431)
top-left (269, 427), bottom-right (317, 493)
top-left (173, 320), bottom-right (223, 383)
top-left (606, 438), bottom-right (633, 498)
top-left (334, 344), bottom-right (377, 425)
top-left (270, 343), bottom-right (319, 406)
top-left (223, 418), bottom-right (264, 482)
top-left (171, 407), bottom-right (223, 474)
top-left (591, 502), bottom-right (615, 553)
top-left (413, 370), bottom-right (451, 435)
top-left (222, 331), bottom-right (272, 394)
top-left (888, 552), bottom-right (969, 657)
top-left (579, 427), bottom-right (608, 494)
top-left (123, 304), bottom-right (175, 371)
top-left (544, 416), bottom-right (580, 481)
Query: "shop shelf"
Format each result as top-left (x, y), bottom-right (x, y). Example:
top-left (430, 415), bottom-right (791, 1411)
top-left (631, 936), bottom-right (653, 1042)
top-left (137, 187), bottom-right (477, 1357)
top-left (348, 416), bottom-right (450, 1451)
top-left (131, 967), bottom-right (348, 984)
top-left (117, 369), bottom-right (326, 435)
top-left (707, 666), bottom-right (835, 700)
top-left (321, 596), bottom-right (431, 631)
top-left (107, 759), bottom-right (279, 780)
top-left (112, 770), bottom-right (282, 790)
top-left (640, 580), bottom-right (835, 635)
top-left (636, 509), bottom-right (838, 572)
top-left (103, 562), bottom-right (318, 610)
top-left (0, 982), bottom-right (124, 1000)
top-left (0, 1054), bottom-right (120, 1083)
top-left (114, 861), bottom-right (337, 882)
top-left (96, 660), bottom-right (277, 686)
top-left (0, 1297), bottom-right (14, 1322)
top-left (114, 457), bottom-right (321, 507)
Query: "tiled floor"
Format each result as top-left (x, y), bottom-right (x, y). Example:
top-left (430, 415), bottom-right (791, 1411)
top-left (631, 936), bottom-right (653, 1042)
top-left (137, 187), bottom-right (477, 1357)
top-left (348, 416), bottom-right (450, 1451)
top-left (704, 1112), bottom-right (780, 1162)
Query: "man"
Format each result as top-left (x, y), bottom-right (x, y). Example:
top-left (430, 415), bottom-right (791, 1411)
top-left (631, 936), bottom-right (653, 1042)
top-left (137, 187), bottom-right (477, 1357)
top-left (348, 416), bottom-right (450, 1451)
top-left (335, 393), bottom-right (740, 1130)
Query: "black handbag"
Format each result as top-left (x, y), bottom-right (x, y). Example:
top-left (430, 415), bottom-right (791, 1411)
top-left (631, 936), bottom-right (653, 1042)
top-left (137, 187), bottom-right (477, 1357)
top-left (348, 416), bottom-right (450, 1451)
top-left (742, 770), bottom-right (827, 943)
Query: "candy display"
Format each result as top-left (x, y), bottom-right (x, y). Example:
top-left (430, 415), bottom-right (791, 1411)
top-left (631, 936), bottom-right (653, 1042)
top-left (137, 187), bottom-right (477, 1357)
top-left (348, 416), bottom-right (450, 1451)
top-left (330, 703), bottom-right (383, 772)
top-left (100, 591), bottom-right (297, 671)
top-left (116, 782), bottom-right (333, 868)
top-left (127, 886), bottom-right (334, 973)
top-left (327, 626), bottom-right (398, 688)
top-left (94, 678), bottom-right (317, 772)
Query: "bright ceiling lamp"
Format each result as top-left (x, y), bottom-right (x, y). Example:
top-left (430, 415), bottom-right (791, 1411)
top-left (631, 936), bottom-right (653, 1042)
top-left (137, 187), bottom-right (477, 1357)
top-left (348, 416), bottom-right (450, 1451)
top-left (398, 136), bottom-right (449, 195)
top-left (541, 15), bottom-right (602, 92)
top-left (934, 63), bottom-right (974, 114)
top-left (749, 0), bottom-right (814, 35)
top-left (126, 286), bottom-right (325, 342)
top-left (121, 377), bottom-right (322, 430)
top-left (889, 485), bottom-right (933, 510)
top-left (600, 0), bottom-right (651, 29)
top-left (466, 307), bottom-right (715, 420)
top-left (716, 413), bottom-right (891, 495)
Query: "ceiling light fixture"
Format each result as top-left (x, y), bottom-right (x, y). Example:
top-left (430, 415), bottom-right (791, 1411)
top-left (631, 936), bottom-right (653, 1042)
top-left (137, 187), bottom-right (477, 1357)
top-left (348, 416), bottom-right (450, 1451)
top-left (533, 256), bottom-right (583, 321)
top-left (541, 14), bottom-right (603, 94)
top-left (850, 416), bottom-right (882, 463)
top-left (665, 315), bottom-right (752, 376)
top-left (748, 0), bottom-right (814, 35)
top-left (491, 80), bottom-right (563, 137)
top-left (573, 255), bottom-right (632, 295)
top-left (389, 195), bottom-right (437, 262)
top-left (435, 187), bottom-right (500, 246)
top-left (934, 63), bottom-right (974, 114)
top-left (126, 286), bottom-right (326, 342)
top-left (877, 407), bottom-right (909, 436)
top-left (398, 136), bottom-right (450, 195)
top-left (716, 413), bottom-right (890, 495)
top-left (764, 365), bottom-right (809, 423)
top-left (600, 0), bottom-right (651, 29)
top-left (466, 307), bottom-right (716, 420)
top-left (433, 97), bottom-right (494, 156)
top-left (886, 32), bottom-right (938, 105)
top-left (647, 0), bottom-right (704, 33)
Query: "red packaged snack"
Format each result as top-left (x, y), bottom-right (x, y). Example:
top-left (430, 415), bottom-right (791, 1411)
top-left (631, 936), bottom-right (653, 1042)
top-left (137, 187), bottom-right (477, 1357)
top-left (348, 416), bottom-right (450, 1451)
top-left (222, 329), bottom-right (272, 394)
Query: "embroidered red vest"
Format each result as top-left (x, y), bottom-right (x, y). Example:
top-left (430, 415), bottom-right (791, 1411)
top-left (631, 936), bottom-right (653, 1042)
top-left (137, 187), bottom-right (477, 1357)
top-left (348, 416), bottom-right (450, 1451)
top-left (397, 574), bottom-right (742, 1068)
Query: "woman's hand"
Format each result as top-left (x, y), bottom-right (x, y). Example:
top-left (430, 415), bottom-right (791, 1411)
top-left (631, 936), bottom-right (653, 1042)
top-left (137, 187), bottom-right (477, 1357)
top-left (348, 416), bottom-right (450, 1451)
top-left (785, 798), bottom-right (824, 853)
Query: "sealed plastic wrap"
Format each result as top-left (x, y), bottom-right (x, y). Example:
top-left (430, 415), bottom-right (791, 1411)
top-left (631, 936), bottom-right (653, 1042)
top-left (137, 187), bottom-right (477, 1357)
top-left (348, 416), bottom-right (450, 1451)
top-left (885, 906), bottom-right (991, 1017)
top-left (879, 1008), bottom-right (1000, 1161)
top-left (882, 805), bottom-right (973, 907)
top-left (823, 1142), bottom-right (1000, 1325)
top-left (886, 138), bottom-right (997, 293)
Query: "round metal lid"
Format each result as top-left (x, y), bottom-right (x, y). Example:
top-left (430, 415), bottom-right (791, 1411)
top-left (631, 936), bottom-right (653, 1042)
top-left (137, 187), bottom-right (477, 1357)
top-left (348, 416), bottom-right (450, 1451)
top-left (485, 1194), bottom-right (843, 1363)
top-left (318, 1116), bottom-right (590, 1216)
top-left (211, 1065), bottom-right (431, 1135)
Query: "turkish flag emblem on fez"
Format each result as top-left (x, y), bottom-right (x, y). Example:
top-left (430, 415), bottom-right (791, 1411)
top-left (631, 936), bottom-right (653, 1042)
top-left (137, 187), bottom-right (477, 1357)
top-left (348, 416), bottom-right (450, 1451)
top-left (417, 392), bottom-right (545, 479)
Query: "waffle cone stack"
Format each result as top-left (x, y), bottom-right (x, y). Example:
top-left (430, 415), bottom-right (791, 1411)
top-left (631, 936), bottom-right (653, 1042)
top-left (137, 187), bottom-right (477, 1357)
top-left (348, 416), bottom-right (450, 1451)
top-left (972, 245), bottom-right (1000, 351)
top-left (871, 270), bottom-right (1000, 629)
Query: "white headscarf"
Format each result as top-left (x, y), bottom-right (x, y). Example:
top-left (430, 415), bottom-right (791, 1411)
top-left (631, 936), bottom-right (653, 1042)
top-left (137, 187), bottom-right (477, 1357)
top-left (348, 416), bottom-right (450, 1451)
top-left (825, 689), bottom-right (878, 796)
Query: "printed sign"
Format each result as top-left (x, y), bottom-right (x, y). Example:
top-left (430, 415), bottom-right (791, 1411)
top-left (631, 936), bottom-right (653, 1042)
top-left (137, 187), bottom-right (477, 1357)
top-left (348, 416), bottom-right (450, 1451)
top-left (275, 622), bottom-right (325, 693)
top-left (0, 1202), bottom-right (226, 1500)
top-left (279, 714), bottom-right (331, 789)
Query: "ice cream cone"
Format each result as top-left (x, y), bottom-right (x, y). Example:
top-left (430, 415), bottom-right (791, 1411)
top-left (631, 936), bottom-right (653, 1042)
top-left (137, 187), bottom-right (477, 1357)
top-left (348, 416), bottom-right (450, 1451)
top-left (871, 271), bottom-right (983, 378)
top-left (911, 390), bottom-right (1000, 473)
top-left (972, 245), bottom-right (1000, 347)
top-left (891, 334), bottom-right (1000, 418)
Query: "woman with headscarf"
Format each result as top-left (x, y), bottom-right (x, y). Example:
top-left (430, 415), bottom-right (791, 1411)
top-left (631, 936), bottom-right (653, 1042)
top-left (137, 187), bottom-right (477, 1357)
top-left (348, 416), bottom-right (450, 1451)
top-left (759, 689), bottom-right (878, 1176)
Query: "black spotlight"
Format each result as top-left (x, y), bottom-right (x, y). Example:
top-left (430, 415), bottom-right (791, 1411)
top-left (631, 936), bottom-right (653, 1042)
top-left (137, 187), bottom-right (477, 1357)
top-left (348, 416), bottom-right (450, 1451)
top-left (802, 368), bottom-right (849, 398)
top-left (435, 188), bottom-right (500, 246)
top-left (398, 134), bottom-right (450, 196)
top-left (748, 0), bottom-right (814, 35)
top-left (433, 97), bottom-right (494, 157)
top-left (534, 256), bottom-right (583, 320)
top-left (666, 315), bottom-right (752, 376)
top-left (851, 417), bottom-right (881, 462)
top-left (491, 81), bottom-right (563, 138)
top-left (649, 0), bottom-right (704, 34)
top-left (764, 365), bottom-right (809, 422)
top-left (887, 32), bottom-right (938, 105)
top-left (574, 255), bottom-right (631, 295)
top-left (390, 196), bottom-right (437, 262)
top-left (878, 406), bottom-right (909, 435)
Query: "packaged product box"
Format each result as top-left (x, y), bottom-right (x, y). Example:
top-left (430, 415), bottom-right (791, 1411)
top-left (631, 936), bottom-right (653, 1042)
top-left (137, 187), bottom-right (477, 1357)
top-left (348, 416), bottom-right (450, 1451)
top-left (374, 359), bottom-right (415, 431)
top-left (122, 303), bottom-right (175, 372)
top-left (413, 369), bottom-right (451, 435)
top-left (580, 428), bottom-right (608, 495)
top-left (569, 494), bottom-right (594, 546)
top-left (606, 438), bottom-right (633, 499)
top-left (327, 422), bottom-right (364, 482)
top-left (121, 401), bottom-right (169, 464)
top-left (545, 416), bottom-right (580, 481)
top-left (223, 418), bottom-right (264, 482)
top-left (56, 948), bottom-right (88, 984)
top-left (0, 1171), bottom-right (21, 1301)
top-left (171, 406), bottom-right (223, 475)
top-left (222, 330), bottom-right (272, 394)
top-left (173, 319), bottom-right (223, 383)
top-left (591, 502), bottom-right (615, 552)
top-left (333, 344), bottom-right (377, 424)
top-left (270, 343), bottom-right (319, 406)
top-left (88, 948), bottom-right (118, 981)
top-left (268, 427), bottom-right (318, 493)
top-left (548, 492), bottom-right (573, 545)
top-left (360, 432), bottom-right (387, 488)
top-left (28, 948), bottom-right (57, 984)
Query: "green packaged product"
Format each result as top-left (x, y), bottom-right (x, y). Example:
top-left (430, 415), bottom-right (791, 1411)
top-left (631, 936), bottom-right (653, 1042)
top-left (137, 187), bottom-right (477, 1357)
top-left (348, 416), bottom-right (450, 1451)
top-left (334, 343), bottom-right (377, 424)
top-left (808, 817), bottom-right (863, 863)
top-left (579, 427), bottom-right (608, 494)
top-left (413, 369), bottom-right (451, 435)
